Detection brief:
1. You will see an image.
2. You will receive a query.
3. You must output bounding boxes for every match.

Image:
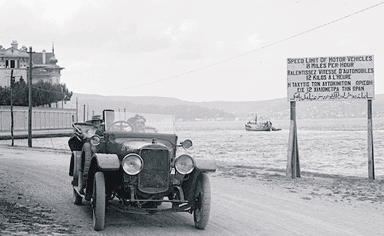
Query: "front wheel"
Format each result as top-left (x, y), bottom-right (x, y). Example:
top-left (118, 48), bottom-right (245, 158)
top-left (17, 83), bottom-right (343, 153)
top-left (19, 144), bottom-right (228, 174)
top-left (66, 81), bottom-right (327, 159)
top-left (193, 173), bottom-right (211, 230)
top-left (92, 172), bottom-right (106, 231)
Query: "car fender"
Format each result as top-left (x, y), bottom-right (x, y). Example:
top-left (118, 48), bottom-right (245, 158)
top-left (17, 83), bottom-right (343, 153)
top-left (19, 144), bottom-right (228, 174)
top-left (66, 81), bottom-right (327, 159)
top-left (84, 153), bottom-right (120, 201)
top-left (194, 159), bottom-right (217, 173)
top-left (183, 160), bottom-right (216, 204)
top-left (93, 153), bottom-right (120, 171)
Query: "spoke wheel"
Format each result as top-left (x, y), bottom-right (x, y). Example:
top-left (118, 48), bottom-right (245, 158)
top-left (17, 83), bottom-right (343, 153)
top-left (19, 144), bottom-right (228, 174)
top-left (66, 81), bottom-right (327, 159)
top-left (92, 172), bottom-right (106, 231)
top-left (73, 188), bottom-right (82, 205)
top-left (193, 173), bottom-right (211, 230)
top-left (109, 121), bottom-right (133, 132)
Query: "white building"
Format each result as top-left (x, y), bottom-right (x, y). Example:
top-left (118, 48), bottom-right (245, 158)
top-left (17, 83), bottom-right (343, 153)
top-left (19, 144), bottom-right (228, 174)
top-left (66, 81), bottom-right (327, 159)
top-left (0, 40), bottom-right (64, 87)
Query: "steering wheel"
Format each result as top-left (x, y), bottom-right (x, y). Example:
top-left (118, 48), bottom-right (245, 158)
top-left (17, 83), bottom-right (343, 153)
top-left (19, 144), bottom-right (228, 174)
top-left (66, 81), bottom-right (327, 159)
top-left (108, 121), bottom-right (134, 132)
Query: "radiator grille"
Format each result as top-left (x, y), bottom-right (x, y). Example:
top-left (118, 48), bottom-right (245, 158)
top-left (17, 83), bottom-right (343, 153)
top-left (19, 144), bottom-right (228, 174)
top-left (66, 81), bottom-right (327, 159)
top-left (138, 148), bottom-right (170, 193)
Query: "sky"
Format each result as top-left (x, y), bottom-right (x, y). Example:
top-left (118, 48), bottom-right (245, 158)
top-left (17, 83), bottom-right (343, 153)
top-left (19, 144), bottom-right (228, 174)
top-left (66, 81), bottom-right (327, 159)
top-left (1, 0), bottom-right (383, 102)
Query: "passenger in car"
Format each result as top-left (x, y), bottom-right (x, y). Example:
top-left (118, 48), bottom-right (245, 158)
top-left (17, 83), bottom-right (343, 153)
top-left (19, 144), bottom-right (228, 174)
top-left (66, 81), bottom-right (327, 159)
top-left (128, 114), bottom-right (146, 132)
top-left (88, 115), bottom-right (103, 136)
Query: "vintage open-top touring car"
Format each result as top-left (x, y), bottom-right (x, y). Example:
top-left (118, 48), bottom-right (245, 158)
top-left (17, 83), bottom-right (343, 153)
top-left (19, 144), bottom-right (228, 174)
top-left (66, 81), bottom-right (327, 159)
top-left (68, 109), bottom-right (216, 231)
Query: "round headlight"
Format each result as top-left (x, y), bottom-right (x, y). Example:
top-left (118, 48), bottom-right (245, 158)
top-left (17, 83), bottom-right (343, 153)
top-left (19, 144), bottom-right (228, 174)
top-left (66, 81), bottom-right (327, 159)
top-left (90, 135), bottom-right (100, 146)
top-left (175, 154), bottom-right (195, 175)
top-left (181, 139), bottom-right (193, 149)
top-left (122, 154), bottom-right (143, 175)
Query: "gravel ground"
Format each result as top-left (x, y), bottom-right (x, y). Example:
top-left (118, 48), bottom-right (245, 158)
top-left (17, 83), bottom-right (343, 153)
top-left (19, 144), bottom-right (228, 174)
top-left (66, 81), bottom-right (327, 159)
top-left (0, 173), bottom-right (80, 236)
top-left (1, 146), bottom-right (384, 235)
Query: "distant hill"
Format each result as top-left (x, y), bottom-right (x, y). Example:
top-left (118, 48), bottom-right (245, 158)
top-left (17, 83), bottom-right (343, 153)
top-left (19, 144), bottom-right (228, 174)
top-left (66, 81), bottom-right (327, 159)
top-left (64, 93), bottom-right (384, 121)
top-left (199, 94), bottom-right (384, 119)
top-left (64, 93), bottom-right (235, 121)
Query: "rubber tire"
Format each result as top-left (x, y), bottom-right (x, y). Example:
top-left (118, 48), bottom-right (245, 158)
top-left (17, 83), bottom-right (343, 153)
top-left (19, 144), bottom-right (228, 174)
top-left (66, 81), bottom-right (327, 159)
top-left (92, 172), bottom-right (106, 231)
top-left (73, 188), bottom-right (82, 205)
top-left (193, 173), bottom-right (211, 230)
top-left (72, 152), bottom-right (79, 186)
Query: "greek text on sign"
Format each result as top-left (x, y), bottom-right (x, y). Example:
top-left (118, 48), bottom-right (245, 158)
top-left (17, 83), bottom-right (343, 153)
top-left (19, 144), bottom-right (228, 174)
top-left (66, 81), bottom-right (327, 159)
top-left (287, 55), bottom-right (374, 101)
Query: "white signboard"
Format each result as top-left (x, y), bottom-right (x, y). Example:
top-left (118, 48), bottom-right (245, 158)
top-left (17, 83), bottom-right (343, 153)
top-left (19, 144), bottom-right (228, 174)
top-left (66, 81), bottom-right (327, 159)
top-left (287, 55), bottom-right (374, 101)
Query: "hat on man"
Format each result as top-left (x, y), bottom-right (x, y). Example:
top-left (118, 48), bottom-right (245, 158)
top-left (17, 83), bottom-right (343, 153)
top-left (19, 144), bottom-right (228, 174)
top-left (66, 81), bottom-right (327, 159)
top-left (92, 115), bottom-right (102, 121)
top-left (128, 114), bottom-right (146, 124)
top-left (86, 115), bottom-right (102, 124)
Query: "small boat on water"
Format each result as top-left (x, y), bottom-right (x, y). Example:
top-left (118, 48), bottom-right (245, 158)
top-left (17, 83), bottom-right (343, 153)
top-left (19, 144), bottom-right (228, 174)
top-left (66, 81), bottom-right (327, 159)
top-left (245, 114), bottom-right (281, 131)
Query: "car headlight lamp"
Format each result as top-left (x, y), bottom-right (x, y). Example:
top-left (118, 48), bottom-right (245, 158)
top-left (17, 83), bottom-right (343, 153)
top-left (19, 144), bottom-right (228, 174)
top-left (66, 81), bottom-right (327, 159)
top-left (175, 154), bottom-right (195, 175)
top-left (122, 154), bottom-right (143, 175)
top-left (90, 135), bottom-right (101, 146)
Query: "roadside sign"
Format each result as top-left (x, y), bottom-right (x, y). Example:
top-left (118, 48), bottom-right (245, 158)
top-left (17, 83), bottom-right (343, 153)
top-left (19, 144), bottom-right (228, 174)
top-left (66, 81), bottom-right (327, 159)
top-left (287, 55), bottom-right (374, 101)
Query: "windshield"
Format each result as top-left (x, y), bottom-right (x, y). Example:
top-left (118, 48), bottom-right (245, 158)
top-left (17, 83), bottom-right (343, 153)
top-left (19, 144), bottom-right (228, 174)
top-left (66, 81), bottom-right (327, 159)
top-left (103, 109), bottom-right (175, 134)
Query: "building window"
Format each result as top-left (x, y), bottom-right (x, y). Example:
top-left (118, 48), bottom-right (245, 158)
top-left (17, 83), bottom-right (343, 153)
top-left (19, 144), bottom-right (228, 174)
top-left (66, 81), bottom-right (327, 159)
top-left (5, 60), bottom-right (17, 68)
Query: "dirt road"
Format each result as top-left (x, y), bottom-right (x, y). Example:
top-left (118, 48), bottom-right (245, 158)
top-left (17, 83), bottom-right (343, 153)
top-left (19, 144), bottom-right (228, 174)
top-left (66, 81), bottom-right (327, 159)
top-left (1, 145), bottom-right (383, 235)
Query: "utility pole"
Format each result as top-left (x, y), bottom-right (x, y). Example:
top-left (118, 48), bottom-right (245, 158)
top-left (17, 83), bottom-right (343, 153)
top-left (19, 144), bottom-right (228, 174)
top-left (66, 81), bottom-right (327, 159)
top-left (28, 47), bottom-right (33, 147)
top-left (76, 97), bottom-right (78, 122)
top-left (10, 70), bottom-right (14, 146)
top-left (83, 104), bottom-right (86, 122)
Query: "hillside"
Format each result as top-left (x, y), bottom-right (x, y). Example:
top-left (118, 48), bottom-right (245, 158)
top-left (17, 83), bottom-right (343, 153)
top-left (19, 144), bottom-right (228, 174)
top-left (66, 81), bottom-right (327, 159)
top-left (64, 93), bottom-right (235, 121)
top-left (199, 94), bottom-right (384, 119)
top-left (64, 93), bottom-right (384, 121)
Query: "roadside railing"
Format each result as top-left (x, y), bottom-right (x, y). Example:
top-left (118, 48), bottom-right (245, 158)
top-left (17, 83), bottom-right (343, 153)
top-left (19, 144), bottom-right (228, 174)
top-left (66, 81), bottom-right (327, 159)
top-left (0, 106), bottom-right (77, 131)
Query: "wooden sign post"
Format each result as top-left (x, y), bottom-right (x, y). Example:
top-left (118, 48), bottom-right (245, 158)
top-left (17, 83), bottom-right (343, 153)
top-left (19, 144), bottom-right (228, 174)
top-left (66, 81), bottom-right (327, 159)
top-left (286, 101), bottom-right (300, 178)
top-left (286, 55), bottom-right (375, 180)
top-left (367, 99), bottom-right (374, 181)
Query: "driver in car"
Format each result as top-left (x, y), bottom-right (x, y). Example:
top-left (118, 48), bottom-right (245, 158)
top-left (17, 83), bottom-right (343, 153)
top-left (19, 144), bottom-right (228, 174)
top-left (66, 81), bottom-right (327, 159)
top-left (128, 114), bottom-right (146, 132)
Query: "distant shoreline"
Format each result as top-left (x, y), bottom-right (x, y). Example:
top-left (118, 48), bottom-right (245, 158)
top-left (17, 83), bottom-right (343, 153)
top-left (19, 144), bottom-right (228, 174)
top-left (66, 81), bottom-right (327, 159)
top-left (2, 143), bottom-right (381, 180)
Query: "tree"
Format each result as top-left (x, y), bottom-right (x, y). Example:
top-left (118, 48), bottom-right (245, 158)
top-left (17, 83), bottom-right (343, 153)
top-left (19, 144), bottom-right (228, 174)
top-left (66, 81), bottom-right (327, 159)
top-left (0, 86), bottom-right (11, 105)
top-left (0, 80), bottom-right (73, 107)
top-left (12, 77), bottom-right (28, 106)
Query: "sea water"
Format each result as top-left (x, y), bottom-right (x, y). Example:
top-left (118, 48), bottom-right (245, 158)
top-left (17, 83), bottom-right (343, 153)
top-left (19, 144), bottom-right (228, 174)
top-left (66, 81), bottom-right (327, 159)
top-left (2, 117), bottom-right (384, 178)
top-left (176, 118), bottom-right (384, 178)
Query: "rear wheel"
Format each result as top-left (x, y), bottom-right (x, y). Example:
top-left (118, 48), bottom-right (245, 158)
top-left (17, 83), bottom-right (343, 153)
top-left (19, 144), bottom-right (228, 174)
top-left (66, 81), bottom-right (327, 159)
top-left (92, 172), bottom-right (106, 231)
top-left (193, 173), bottom-right (211, 230)
top-left (72, 152), bottom-right (79, 187)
